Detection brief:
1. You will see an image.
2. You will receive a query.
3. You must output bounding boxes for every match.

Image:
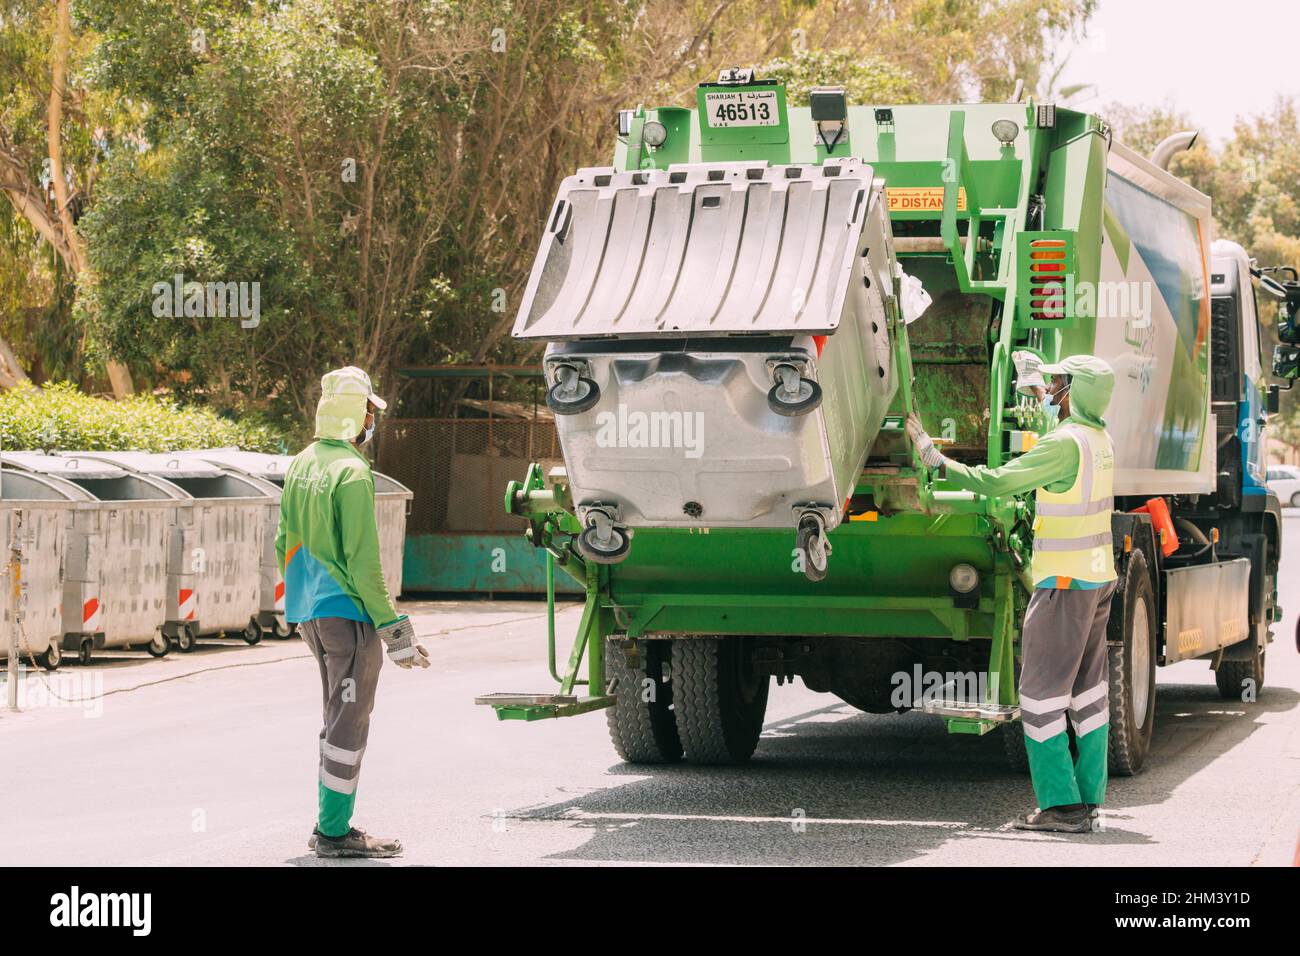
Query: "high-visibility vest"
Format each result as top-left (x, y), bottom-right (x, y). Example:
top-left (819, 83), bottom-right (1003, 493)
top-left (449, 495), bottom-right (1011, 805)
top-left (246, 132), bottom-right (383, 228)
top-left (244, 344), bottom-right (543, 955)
top-left (1031, 423), bottom-right (1117, 588)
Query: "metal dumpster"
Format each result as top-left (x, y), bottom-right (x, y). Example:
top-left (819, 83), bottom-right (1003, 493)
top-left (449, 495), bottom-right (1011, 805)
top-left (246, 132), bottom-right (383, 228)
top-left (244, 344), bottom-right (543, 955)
top-left (184, 448), bottom-right (412, 605)
top-left (1, 451), bottom-right (177, 661)
top-left (512, 159), bottom-right (902, 579)
top-left (62, 452), bottom-right (274, 650)
top-left (169, 450), bottom-right (287, 638)
top-left (372, 471), bottom-right (414, 600)
top-left (0, 467), bottom-right (97, 669)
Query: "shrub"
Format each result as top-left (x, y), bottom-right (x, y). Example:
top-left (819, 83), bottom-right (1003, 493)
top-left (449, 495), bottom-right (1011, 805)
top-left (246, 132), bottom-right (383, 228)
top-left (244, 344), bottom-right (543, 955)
top-left (0, 383), bottom-right (288, 454)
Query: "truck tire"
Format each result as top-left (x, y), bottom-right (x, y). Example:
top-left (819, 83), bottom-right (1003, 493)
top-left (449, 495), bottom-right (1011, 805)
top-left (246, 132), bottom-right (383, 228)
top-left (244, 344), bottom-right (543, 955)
top-left (605, 639), bottom-right (682, 764)
top-left (673, 637), bottom-right (769, 765)
top-left (1001, 658), bottom-right (1030, 773)
top-left (1215, 627), bottom-right (1266, 700)
top-left (1108, 550), bottom-right (1157, 776)
top-left (1001, 721), bottom-right (1030, 773)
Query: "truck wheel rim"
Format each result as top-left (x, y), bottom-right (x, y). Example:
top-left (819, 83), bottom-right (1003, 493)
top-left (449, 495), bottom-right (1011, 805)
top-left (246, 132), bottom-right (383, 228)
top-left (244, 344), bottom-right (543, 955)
top-left (1132, 599), bottom-right (1151, 726)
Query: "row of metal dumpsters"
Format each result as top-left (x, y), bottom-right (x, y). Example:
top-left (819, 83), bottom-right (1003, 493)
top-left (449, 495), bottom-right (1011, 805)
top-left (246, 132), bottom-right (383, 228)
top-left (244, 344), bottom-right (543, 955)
top-left (0, 449), bottom-right (412, 668)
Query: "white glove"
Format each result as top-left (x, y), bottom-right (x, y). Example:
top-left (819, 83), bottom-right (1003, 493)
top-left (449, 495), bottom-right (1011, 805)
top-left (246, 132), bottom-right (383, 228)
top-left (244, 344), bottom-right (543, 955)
top-left (376, 615), bottom-right (430, 669)
top-left (905, 413), bottom-right (946, 470)
top-left (1012, 350), bottom-right (1047, 399)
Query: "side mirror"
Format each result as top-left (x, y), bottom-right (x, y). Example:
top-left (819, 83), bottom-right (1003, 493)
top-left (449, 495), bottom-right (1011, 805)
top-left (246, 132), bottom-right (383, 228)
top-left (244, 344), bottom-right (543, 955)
top-left (1273, 343), bottom-right (1300, 383)
top-left (1267, 384), bottom-right (1281, 415)
top-left (1280, 298), bottom-right (1300, 345)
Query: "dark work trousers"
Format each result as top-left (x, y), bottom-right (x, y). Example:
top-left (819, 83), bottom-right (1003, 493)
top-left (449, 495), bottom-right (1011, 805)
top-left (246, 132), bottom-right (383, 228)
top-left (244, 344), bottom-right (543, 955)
top-left (299, 617), bottom-right (384, 836)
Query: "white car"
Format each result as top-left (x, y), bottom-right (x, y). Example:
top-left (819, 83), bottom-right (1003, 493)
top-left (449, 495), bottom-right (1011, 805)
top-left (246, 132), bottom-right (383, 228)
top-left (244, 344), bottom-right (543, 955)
top-left (1267, 464), bottom-right (1300, 507)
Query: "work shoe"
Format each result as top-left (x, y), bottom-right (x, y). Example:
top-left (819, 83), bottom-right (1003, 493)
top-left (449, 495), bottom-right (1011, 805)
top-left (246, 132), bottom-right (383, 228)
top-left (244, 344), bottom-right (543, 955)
top-left (311, 826), bottom-right (403, 858)
top-left (1012, 805), bottom-right (1092, 833)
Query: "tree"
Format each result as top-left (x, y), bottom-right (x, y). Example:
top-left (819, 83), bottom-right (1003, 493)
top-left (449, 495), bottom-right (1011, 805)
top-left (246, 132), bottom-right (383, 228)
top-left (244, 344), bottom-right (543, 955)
top-left (3, 0), bottom-right (1096, 424)
top-left (0, 0), bottom-right (132, 395)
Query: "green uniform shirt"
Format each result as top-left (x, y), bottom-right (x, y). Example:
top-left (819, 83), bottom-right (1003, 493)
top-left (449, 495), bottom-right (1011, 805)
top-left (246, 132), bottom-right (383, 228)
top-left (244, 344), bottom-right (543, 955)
top-left (274, 439), bottom-right (399, 626)
top-left (943, 427), bottom-right (1079, 498)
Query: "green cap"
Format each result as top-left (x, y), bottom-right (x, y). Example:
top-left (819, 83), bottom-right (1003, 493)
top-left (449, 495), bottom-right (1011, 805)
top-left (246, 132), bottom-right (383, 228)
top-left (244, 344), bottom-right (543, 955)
top-left (315, 366), bottom-right (387, 440)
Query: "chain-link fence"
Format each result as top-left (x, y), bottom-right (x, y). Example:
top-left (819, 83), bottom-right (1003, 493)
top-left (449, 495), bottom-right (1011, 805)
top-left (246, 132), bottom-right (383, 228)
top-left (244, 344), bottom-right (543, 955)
top-left (377, 418), bottom-right (562, 534)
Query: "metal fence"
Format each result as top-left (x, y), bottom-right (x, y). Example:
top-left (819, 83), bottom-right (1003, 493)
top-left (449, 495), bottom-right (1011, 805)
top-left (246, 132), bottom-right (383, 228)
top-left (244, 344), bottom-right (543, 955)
top-left (376, 418), bottom-right (562, 534)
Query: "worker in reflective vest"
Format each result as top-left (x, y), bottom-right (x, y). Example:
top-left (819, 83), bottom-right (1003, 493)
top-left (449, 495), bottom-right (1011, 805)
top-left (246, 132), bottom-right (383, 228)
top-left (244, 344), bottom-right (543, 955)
top-left (907, 354), bottom-right (1117, 833)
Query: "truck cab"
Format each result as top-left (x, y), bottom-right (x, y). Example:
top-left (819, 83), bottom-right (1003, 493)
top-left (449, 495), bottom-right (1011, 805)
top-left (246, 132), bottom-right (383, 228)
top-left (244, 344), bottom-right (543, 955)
top-left (1210, 240), bottom-right (1272, 508)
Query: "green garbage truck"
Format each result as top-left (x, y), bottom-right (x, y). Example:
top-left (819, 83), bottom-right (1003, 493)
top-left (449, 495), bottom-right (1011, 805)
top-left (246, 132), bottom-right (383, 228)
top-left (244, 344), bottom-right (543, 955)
top-left (479, 68), bottom-right (1286, 775)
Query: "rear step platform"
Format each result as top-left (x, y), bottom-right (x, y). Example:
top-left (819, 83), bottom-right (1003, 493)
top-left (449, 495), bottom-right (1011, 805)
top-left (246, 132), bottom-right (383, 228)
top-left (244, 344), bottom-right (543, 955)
top-left (475, 693), bottom-right (615, 721)
top-left (920, 699), bottom-right (1020, 721)
top-left (919, 699), bottom-right (1020, 736)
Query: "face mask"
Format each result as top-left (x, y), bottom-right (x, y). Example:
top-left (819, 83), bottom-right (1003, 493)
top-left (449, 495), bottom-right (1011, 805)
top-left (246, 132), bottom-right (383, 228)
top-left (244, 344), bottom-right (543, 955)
top-left (359, 423), bottom-right (375, 445)
top-left (1042, 383), bottom-right (1070, 421)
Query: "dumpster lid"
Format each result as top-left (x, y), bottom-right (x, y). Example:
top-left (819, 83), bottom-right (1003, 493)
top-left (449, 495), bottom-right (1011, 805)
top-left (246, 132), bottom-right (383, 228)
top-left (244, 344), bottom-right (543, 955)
top-left (0, 450), bottom-right (129, 478)
top-left (512, 159), bottom-right (878, 340)
top-left (0, 467), bottom-right (99, 504)
top-left (182, 448), bottom-right (294, 480)
top-left (58, 450), bottom-right (225, 479)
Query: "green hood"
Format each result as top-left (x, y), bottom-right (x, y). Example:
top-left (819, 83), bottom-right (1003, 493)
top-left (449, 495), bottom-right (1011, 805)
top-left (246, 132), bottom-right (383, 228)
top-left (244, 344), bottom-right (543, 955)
top-left (314, 366), bottom-right (386, 440)
top-left (1040, 354), bottom-right (1114, 429)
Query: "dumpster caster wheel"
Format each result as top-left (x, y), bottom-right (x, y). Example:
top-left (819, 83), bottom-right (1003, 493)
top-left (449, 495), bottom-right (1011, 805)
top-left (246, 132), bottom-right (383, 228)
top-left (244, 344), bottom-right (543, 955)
top-left (176, 626), bottom-right (196, 653)
top-left (78, 639), bottom-right (93, 666)
top-left (146, 633), bottom-right (171, 658)
top-left (795, 517), bottom-right (830, 582)
top-left (271, 619), bottom-right (292, 640)
top-left (37, 642), bottom-right (62, 671)
top-left (242, 619), bottom-right (262, 646)
top-left (767, 365), bottom-right (822, 417)
top-left (578, 523), bottom-right (630, 564)
top-left (546, 365), bottom-right (600, 416)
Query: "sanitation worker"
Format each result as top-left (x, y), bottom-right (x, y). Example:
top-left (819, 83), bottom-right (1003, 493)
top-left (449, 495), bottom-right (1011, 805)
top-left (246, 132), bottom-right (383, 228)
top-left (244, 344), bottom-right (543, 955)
top-left (276, 366), bottom-right (430, 859)
top-left (906, 354), bottom-right (1117, 833)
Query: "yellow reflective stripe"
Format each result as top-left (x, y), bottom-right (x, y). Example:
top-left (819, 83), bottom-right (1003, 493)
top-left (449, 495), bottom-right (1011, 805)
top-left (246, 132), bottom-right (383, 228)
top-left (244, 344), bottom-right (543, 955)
top-left (1036, 496), bottom-right (1114, 517)
top-left (1034, 532), bottom-right (1113, 552)
top-left (1037, 510), bottom-right (1112, 537)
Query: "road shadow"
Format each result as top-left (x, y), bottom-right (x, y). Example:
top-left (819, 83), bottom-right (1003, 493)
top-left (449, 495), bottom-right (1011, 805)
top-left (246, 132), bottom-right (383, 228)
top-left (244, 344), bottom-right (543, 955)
top-left (502, 679), bottom-right (1296, 865)
top-left (61, 636), bottom-right (303, 671)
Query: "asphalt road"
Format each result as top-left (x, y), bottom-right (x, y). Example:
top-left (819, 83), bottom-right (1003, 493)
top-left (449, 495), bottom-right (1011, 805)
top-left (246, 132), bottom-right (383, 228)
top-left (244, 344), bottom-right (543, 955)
top-left (3, 515), bottom-right (1298, 867)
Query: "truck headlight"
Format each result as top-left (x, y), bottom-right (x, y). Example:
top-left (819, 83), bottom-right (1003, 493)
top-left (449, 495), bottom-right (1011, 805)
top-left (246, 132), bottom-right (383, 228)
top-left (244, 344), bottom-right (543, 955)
top-left (642, 121), bottom-right (667, 148)
top-left (949, 563), bottom-right (980, 594)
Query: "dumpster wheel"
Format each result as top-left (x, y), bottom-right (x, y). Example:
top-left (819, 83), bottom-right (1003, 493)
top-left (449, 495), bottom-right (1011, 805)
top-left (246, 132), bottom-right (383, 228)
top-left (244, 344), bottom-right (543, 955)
top-left (546, 366), bottom-right (600, 416)
top-left (672, 637), bottom-right (770, 765)
top-left (146, 632), bottom-right (171, 658)
top-left (241, 618), bottom-right (263, 646)
top-left (176, 625), bottom-right (196, 653)
top-left (795, 516), bottom-right (830, 582)
top-left (604, 638), bottom-right (682, 764)
top-left (577, 510), bottom-right (631, 565)
top-left (767, 365), bottom-right (823, 417)
top-left (77, 638), bottom-right (93, 666)
top-left (37, 642), bottom-right (62, 671)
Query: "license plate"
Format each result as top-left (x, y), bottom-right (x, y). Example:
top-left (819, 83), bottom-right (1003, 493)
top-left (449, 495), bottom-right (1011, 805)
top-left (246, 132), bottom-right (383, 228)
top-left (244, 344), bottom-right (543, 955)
top-left (703, 90), bottom-right (779, 128)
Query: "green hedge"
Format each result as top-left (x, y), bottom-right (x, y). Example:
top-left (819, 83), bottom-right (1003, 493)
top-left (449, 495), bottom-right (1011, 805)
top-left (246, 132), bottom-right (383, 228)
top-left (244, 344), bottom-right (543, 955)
top-left (0, 383), bottom-right (287, 454)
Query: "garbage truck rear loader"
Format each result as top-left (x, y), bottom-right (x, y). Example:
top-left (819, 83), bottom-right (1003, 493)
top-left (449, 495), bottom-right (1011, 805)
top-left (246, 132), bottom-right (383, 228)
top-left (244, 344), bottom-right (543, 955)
top-left (479, 71), bottom-right (1283, 774)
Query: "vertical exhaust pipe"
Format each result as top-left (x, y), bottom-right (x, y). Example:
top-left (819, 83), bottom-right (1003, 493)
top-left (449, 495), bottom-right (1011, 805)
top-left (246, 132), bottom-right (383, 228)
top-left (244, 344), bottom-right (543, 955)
top-left (1150, 130), bottom-right (1198, 171)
